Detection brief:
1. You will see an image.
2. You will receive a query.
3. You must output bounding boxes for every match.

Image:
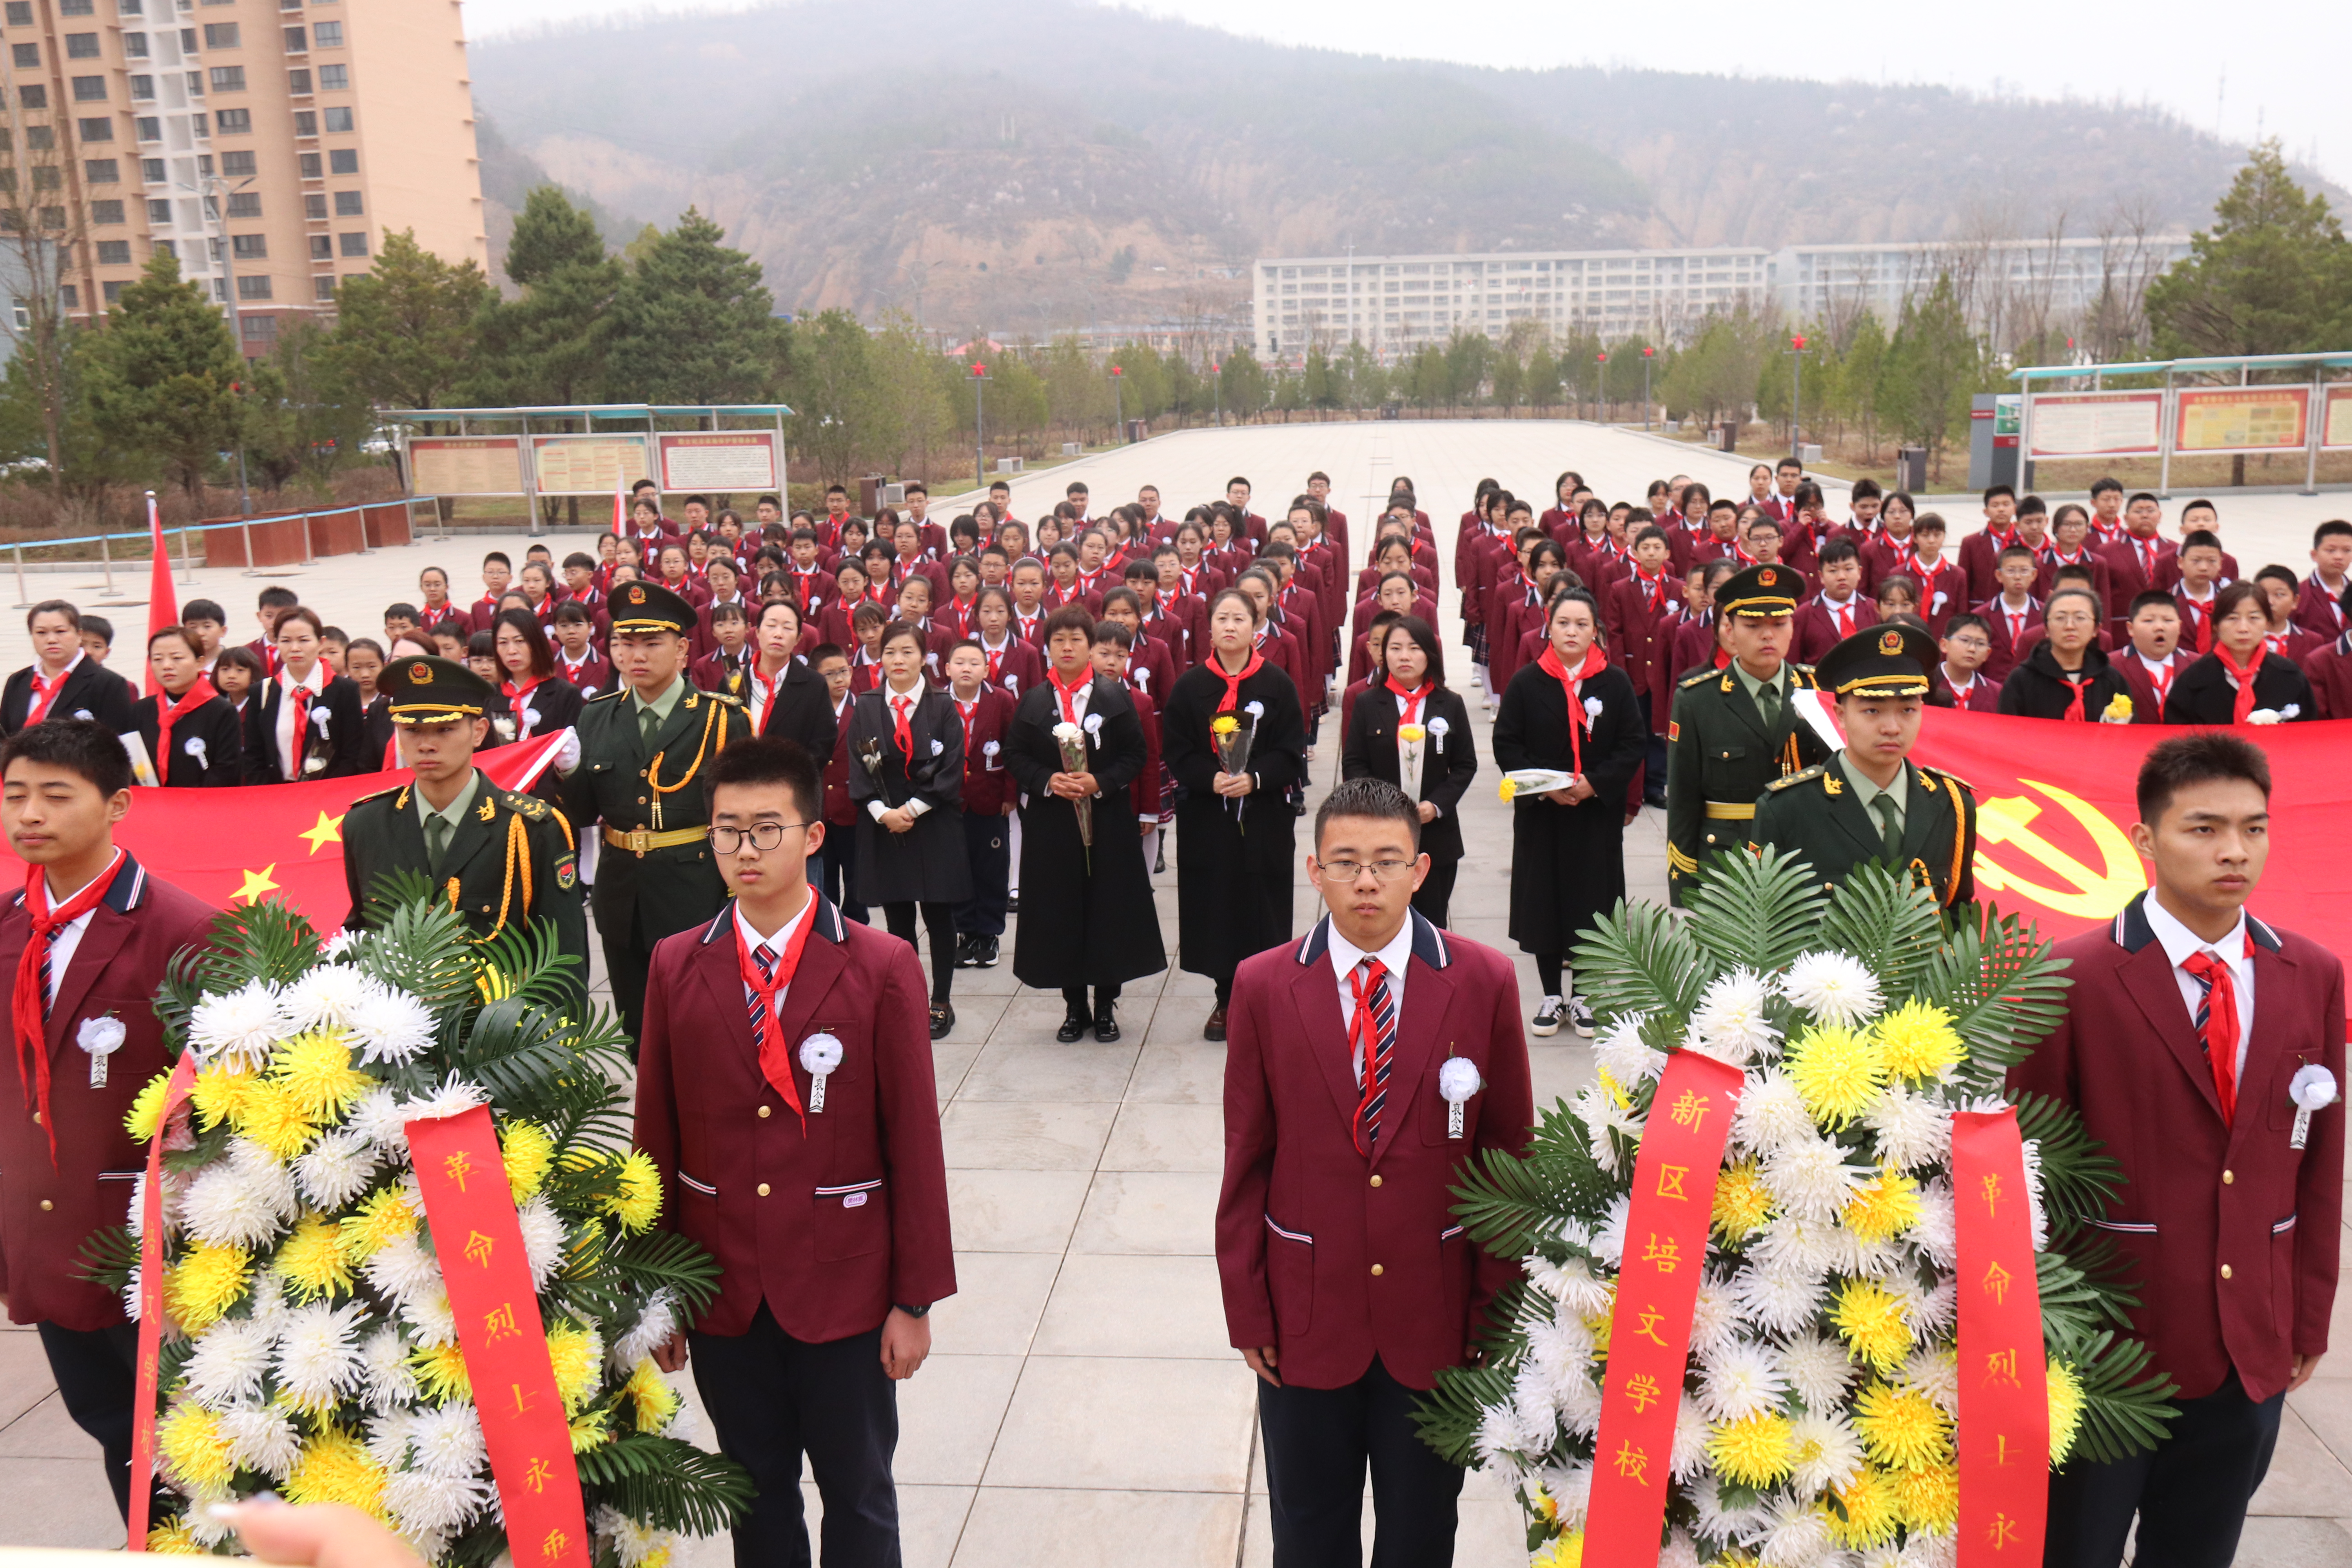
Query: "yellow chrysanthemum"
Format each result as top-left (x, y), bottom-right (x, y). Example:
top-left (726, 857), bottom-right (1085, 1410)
top-left (1529, 1532), bottom-right (1584, 1568)
top-left (1892, 1458), bottom-right (1960, 1532)
top-left (233, 1078), bottom-right (323, 1161)
top-left (621, 1356), bottom-right (681, 1433)
top-left (1708, 1410), bottom-right (1795, 1488)
top-left (1528, 1484), bottom-right (1561, 1526)
top-left (569, 1406), bottom-right (611, 1454)
top-left (606, 1150), bottom-right (664, 1234)
top-left (408, 1342), bottom-right (473, 1405)
top-left (1872, 998), bottom-right (1967, 1082)
top-left (158, 1403), bottom-right (236, 1492)
top-left (339, 1186), bottom-right (419, 1260)
top-left (1712, 1158), bottom-right (1775, 1243)
top-left (1827, 1465), bottom-right (1903, 1548)
top-left (1829, 1279), bottom-right (1913, 1374)
top-left (639, 1546), bottom-right (673, 1568)
top-left (1498, 777), bottom-right (1518, 802)
top-left (1705, 1555), bottom-right (1760, 1568)
top-left (476, 966), bottom-right (520, 1003)
top-left (283, 1426), bottom-right (388, 1521)
top-left (165, 1241), bottom-right (252, 1332)
top-left (1853, 1381), bottom-right (1953, 1471)
top-left (2047, 1358), bottom-right (2085, 1466)
top-left (547, 1321), bottom-right (603, 1412)
top-left (269, 1031), bottom-right (373, 1120)
top-left (1584, 1300), bottom-right (1612, 1354)
top-left (1840, 1167), bottom-right (1922, 1244)
top-left (189, 1062), bottom-right (258, 1132)
top-left (276, 1212), bottom-right (355, 1303)
top-left (500, 1120), bottom-right (557, 1202)
top-left (126, 1071), bottom-right (176, 1144)
top-left (1210, 715), bottom-right (1240, 737)
top-left (147, 1516), bottom-right (202, 1554)
top-left (1785, 1023), bottom-right (1886, 1129)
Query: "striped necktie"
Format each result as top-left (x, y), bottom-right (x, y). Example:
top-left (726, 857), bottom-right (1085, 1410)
top-left (748, 944), bottom-right (777, 1050)
top-left (1348, 956), bottom-right (1396, 1156)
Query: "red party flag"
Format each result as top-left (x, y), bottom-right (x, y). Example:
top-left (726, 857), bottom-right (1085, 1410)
top-left (142, 492), bottom-right (177, 699)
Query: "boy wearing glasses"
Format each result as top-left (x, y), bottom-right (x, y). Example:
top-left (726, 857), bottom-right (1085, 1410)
top-left (1217, 776), bottom-right (1532, 1565)
top-left (635, 735), bottom-right (954, 1568)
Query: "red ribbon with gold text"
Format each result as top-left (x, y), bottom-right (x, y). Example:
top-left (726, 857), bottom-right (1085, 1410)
top-left (1952, 1108), bottom-right (2049, 1566)
top-left (127, 1050), bottom-right (200, 1550)
top-left (1581, 1049), bottom-right (1745, 1567)
top-left (407, 1105), bottom-right (591, 1568)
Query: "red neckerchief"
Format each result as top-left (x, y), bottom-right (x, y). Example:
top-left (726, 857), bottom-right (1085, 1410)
top-left (751, 662), bottom-right (791, 735)
top-left (947, 597), bottom-right (976, 635)
top-left (734, 898), bottom-right (818, 1130)
top-left (1712, 646), bottom-right (1732, 670)
top-left (1887, 537), bottom-right (1919, 575)
top-left (13, 848), bottom-right (123, 1164)
top-left (1944, 670), bottom-right (1979, 706)
top-left (2058, 670), bottom-right (2092, 722)
top-left (2217, 641), bottom-right (2268, 724)
top-left (281, 667), bottom-right (324, 771)
top-left (24, 659), bottom-right (76, 726)
top-left (1822, 594), bottom-right (1859, 637)
top-left (1047, 665), bottom-right (1090, 725)
top-left (2264, 631), bottom-right (2292, 657)
top-left (884, 683), bottom-right (919, 757)
top-left (1535, 642), bottom-right (1609, 777)
top-left (1385, 678), bottom-right (1428, 726)
top-left (1015, 609), bottom-right (1043, 642)
top-left (153, 675), bottom-right (218, 778)
top-left (2140, 652), bottom-right (2179, 706)
top-left (1212, 651), bottom-right (1264, 713)
top-left (955, 689), bottom-right (983, 759)
top-left (2179, 594), bottom-right (2214, 654)
top-left (501, 675), bottom-right (545, 709)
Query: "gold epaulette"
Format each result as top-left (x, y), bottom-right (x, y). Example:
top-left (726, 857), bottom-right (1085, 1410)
top-left (1920, 765), bottom-right (1975, 796)
top-left (500, 790), bottom-right (548, 819)
top-left (1679, 667), bottom-right (1720, 690)
top-left (586, 686), bottom-right (629, 703)
top-left (1767, 764), bottom-right (1826, 793)
top-left (702, 690), bottom-right (746, 708)
top-left (1789, 664), bottom-right (1819, 689)
top-left (345, 783), bottom-right (404, 809)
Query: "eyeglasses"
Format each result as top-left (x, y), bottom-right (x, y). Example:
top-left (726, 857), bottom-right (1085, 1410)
top-left (710, 822), bottom-right (810, 853)
top-left (1317, 858), bottom-right (1417, 885)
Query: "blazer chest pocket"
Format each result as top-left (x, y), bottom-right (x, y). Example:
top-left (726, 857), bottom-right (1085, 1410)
top-left (1264, 1213), bottom-right (1314, 1336)
top-left (815, 1179), bottom-right (884, 1261)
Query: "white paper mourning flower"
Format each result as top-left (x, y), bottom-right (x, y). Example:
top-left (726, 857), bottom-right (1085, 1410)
top-left (1244, 700), bottom-right (1265, 720)
top-left (188, 978), bottom-right (285, 1070)
top-left (1083, 711), bottom-right (1104, 736)
top-left (1780, 951), bottom-right (1883, 1026)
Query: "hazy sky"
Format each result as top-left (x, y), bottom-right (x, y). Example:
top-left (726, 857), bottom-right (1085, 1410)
top-left (466, 0), bottom-right (2345, 189)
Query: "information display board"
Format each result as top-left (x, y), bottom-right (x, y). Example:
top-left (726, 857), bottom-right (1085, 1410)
top-left (2174, 387), bottom-right (2310, 454)
top-left (408, 436), bottom-right (526, 496)
top-left (2325, 385), bottom-right (2352, 451)
top-left (530, 435), bottom-right (652, 496)
top-left (657, 431), bottom-right (782, 493)
top-left (2025, 392), bottom-right (2163, 458)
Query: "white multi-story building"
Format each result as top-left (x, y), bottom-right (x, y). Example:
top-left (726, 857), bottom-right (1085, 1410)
top-left (1252, 236), bottom-right (2193, 359)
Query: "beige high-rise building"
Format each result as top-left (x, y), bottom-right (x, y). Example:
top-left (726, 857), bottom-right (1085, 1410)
top-left (0, 0), bottom-right (485, 356)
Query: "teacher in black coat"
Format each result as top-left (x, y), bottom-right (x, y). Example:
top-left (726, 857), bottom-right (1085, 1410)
top-left (844, 619), bottom-right (972, 1038)
top-left (2163, 580), bottom-right (2317, 724)
top-left (242, 606), bottom-right (366, 782)
top-left (483, 607), bottom-right (586, 744)
top-left (1493, 585), bottom-right (1646, 1040)
top-left (1340, 613), bottom-right (1477, 926)
top-left (1162, 587), bottom-right (1305, 1042)
top-left (132, 624), bottom-right (243, 785)
top-left (746, 599), bottom-right (839, 762)
top-left (1, 599), bottom-right (137, 736)
top-left (1005, 606), bottom-right (1166, 1043)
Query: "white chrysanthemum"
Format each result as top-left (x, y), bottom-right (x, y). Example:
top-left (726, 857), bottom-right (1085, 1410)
top-left (1859, 1549), bottom-right (1906, 1568)
top-left (1824, 1227), bottom-right (1906, 1280)
top-left (187, 978), bottom-right (284, 1069)
top-left (1788, 1408), bottom-right (1866, 1494)
top-left (385, 1468), bottom-right (493, 1536)
top-left (122, 1269), bottom-right (143, 1324)
top-left (1732, 1261), bottom-right (1826, 1335)
top-left (1781, 951), bottom-right (1883, 1026)
top-left (1755, 1492), bottom-right (1835, 1567)
top-left (1698, 1339), bottom-right (1788, 1423)
top-left (345, 1085), bottom-right (414, 1155)
top-left (274, 1300), bottom-right (368, 1405)
top-left (1661, 1528), bottom-right (1702, 1568)
top-left (1670, 1394), bottom-right (1712, 1481)
top-left (1524, 1254), bottom-right (1614, 1320)
top-left (1592, 1012), bottom-right (1666, 1085)
top-left (1506, 1362), bottom-right (1559, 1450)
top-left (401, 1074), bottom-right (488, 1126)
top-left (1901, 1529), bottom-right (1959, 1563)
top-left (1534, 1462), bottom-right (1594, 1530)
top-left (1902, 1347), bottom-right (1960, 1416)
top-left (183, 1137), bottom-right (300, 1249)
top-left (1910, 1179), bottom-right (1958, 1267)
top-left (1733, 1069), bottom-right (1817, 1157)
top-left (278, 964), bottom-right (376, 1035)
top-left (359, 1323), bottom-right (417, 1410)
top-left (318, 927), bottom-right (365, 962)
top-left (350, 984), bottom-right (437, 1066)
top-left (1574, 1078), bottom-right (1644, 1176)
top-left (1892, 1273), bottom-right (1957, 1343)
top-left (1864, 1083), bottom-right (1952, 1171)
top-left (407, 1400), bottom-right (487, 1480)
top-left (187, 1506), bottom-right (238, 1546)
top-left (611, 1288), bottom-right (681, 1372)
top-left (1749, 1214), bottom-right (1838, 1282)
top-left (1693, 1474), bottom-right (1766, 1542)
top-left (366, 1407), bottom-right (417, 1470)
top-left (1690, 967), bottom-right (1782, 1065)
top-left (125, 1168), bottom-right (187, 1242)
top-left (1689, 1277), bottom-right (1741, 1357)
top-left (593, 1506), bottom-right (678, 1568)
top-left (363, 1231), bottom-right (443, 1308)
top-left (218, 1403), bottom-right (303, 1479)
top-left (2021, 1138), bottom-right (2050, 1252)
top-left (1761, 1132), bottom-right (1869, 1222)
top-left (1779, 1334), bottom-right (1858, 1411)
top-left (246, 1269), bottom-right (290, 1330)
top-left (403, 1283), bottom-right (457, 1347)
top-left (1555, 1363), bottom-right (1604, 1436)
top-left (1526, 1313), bottom-right (1597, 1403)
top-left (292, 1127), bottom-right (380, 1211)
top-left (183, 1314), bottom-right (277, 1408)
top-left (1590, 1193), bottom-right (1632, 1268)
top-left (517, 1193), bottom-right (566, 1290)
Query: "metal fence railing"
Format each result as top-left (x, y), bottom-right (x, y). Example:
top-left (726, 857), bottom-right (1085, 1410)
top-left (4, 496), bottom-right (452, 608)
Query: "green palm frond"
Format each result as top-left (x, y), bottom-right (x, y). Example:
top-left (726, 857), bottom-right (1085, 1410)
top-left (576, 1434), bottom-right (756, 1536)
top-left (75, 1223), bottom-right (141, 1290)
top-left (1449, 1102), bottom-right (1615, 1259)
top-left (1815, 864), bottom-right (1944, 997)
top-left (1923, 904), bottom-right (2074, 1089)
top-left (1683, 846), bottom-right (1831, 976)
top-left (2064, 1330), bottom-right (2181, 1465)
top-left (2013, 1092), bottom-right (2123, 1232)
top-left (1570, 897), bottom-right (1709, 1027)
top-left (356, 877), bottom-right (484, 1011)
top-left (1417, 1359), bottom-right (1518, 1467)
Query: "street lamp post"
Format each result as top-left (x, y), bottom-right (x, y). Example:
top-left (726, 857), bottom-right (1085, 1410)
top-left (1786, 334), bottom-right (1808, 459)
top-left (1211, 361), bottom-right (1222, 428)
top-left (1110, 363), bottom-right (1124, 443)
top-left (187, 170), bottom-right (259, 514)
top-left (970, 362), bottom-right (989, 489)
top-left (1642, 345), bottom-right (1655, 430)
top-left (1595, 351), bottom-right (1608, 424)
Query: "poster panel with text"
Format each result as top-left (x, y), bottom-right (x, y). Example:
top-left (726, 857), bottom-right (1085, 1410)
top-left (2024, 391), bottom-right (2163, 458)
top-left (409, 436), bottom-right (526, 496)
top-left (2174, 386), bottom-right (2309, 454)
top-left (657, 430), bottom-right (781, 492)
top-left (530, 434), bottom-right (653, 495)
top-left (2325, 385), bottom-right (2352, 451)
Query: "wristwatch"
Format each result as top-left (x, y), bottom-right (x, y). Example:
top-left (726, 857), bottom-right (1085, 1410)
top-left (893, 1302), bottom-right (931, 1319)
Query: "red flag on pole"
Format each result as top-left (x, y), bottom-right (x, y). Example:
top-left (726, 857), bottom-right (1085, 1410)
top-left (613, 480), bottom-right (626, 537)
top-left (141, 490), bottom-right (177, 698)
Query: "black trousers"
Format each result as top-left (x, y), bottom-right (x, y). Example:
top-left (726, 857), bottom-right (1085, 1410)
top-left (1258, 1356), bottom-right (1465, 1568)
top-left (883, 901), bottom-right (957, 1004)
top-left (1060, 982), bottom-right (1122, 1014)
top-left (38, 1319), bottom-right (143, 1524)
top-left (1411, 855), bottom-right (1459, 928)
top-left (953, 812), bottom-right (1011, 937)
top-left (1636, 692), bottom-right (1667, 802)
top-left (690, 1308), bottom-right (901, 1568)
top-left (2044, 1369), bottom-right (2283, 1568)
top-left (820, 829), bottom-right (867, 926)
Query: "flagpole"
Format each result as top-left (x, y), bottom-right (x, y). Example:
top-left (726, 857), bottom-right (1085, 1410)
top-left (143, 489), bottom-right (178, 699)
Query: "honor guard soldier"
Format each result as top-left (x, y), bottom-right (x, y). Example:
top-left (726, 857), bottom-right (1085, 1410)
top-left (557, 580), bottom-right (751, 1038)
top-left (341, 656), bottom-right (589, 976)
top-left (1664, 562), bottom-right (1831, 904)
top-left (1750, 623), bottom-right (1978, 907)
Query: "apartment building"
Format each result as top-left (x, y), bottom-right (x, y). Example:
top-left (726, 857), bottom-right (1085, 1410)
top-left (0, 0), bottom-right (484, 355)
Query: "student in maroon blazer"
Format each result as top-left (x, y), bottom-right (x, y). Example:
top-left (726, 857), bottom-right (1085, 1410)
top-left (2015, 734), bottom-right (2343, 1568)
top-left (636, 736), bottom-right (955, 1568)
top-left (2304, 624), bottom-right (2352, 719)
top-left (1928, 613), bottom-right (2002, 711)
top-left (1219, 778), bottom-right (1533, 1566)
top-left (0, 721), bottom-right (218, 1521)
top-left (1791, 539), bottom-right (1879, 666)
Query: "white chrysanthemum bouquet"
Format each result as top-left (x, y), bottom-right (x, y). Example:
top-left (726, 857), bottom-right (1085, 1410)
top-left (1417, 854), bottom-right (2177, 1568)
top-left (81, 886), bottom-right (748, 1561)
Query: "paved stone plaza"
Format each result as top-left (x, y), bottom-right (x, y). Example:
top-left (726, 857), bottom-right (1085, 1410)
top-left (1, 423), bottom-right (2347, 1564)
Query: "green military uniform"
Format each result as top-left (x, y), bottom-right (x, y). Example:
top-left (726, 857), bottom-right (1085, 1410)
top-left (557, 581), bottom-right (751, 1039)
top-left (341, 657), bottom-right (589, 990)
top-left (1663, 563), bottom-right (1831, 905)
top-left (1749, 623), bottom-right (1978, 907)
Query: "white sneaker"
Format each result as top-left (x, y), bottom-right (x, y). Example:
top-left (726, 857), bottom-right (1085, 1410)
top-left (1566, 996), bottom-right (1596, 1037)
top-left (1532, 996), bottom-right (1565, 1037)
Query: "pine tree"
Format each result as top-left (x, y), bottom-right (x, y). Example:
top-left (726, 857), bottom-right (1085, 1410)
top-left (2146, 139), bottom-right (2352, 357)
top-left (80, 251), bottom-right (245, 509)
top-left (1878, 275), bottom-right (1982, 479)
top-left (608, 209), bottom-right (783, 405)
top-left (320, 231), bottom-right (492, 410)
top-left (469, 186), bottom-right (624, 407)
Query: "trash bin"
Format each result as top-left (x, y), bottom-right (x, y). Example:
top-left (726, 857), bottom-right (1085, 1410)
top-left (1895, 447), bottom-right (1928, 493)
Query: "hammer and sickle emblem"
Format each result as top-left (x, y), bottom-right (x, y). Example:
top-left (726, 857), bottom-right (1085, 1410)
top-left (1973, 779), bottom-right (2147, 918)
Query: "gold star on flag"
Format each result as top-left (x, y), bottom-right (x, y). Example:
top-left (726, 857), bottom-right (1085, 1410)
top-left (232, 864), bottom-right (280, 905)
top-left (299, 811), bottom-right (345, 855)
